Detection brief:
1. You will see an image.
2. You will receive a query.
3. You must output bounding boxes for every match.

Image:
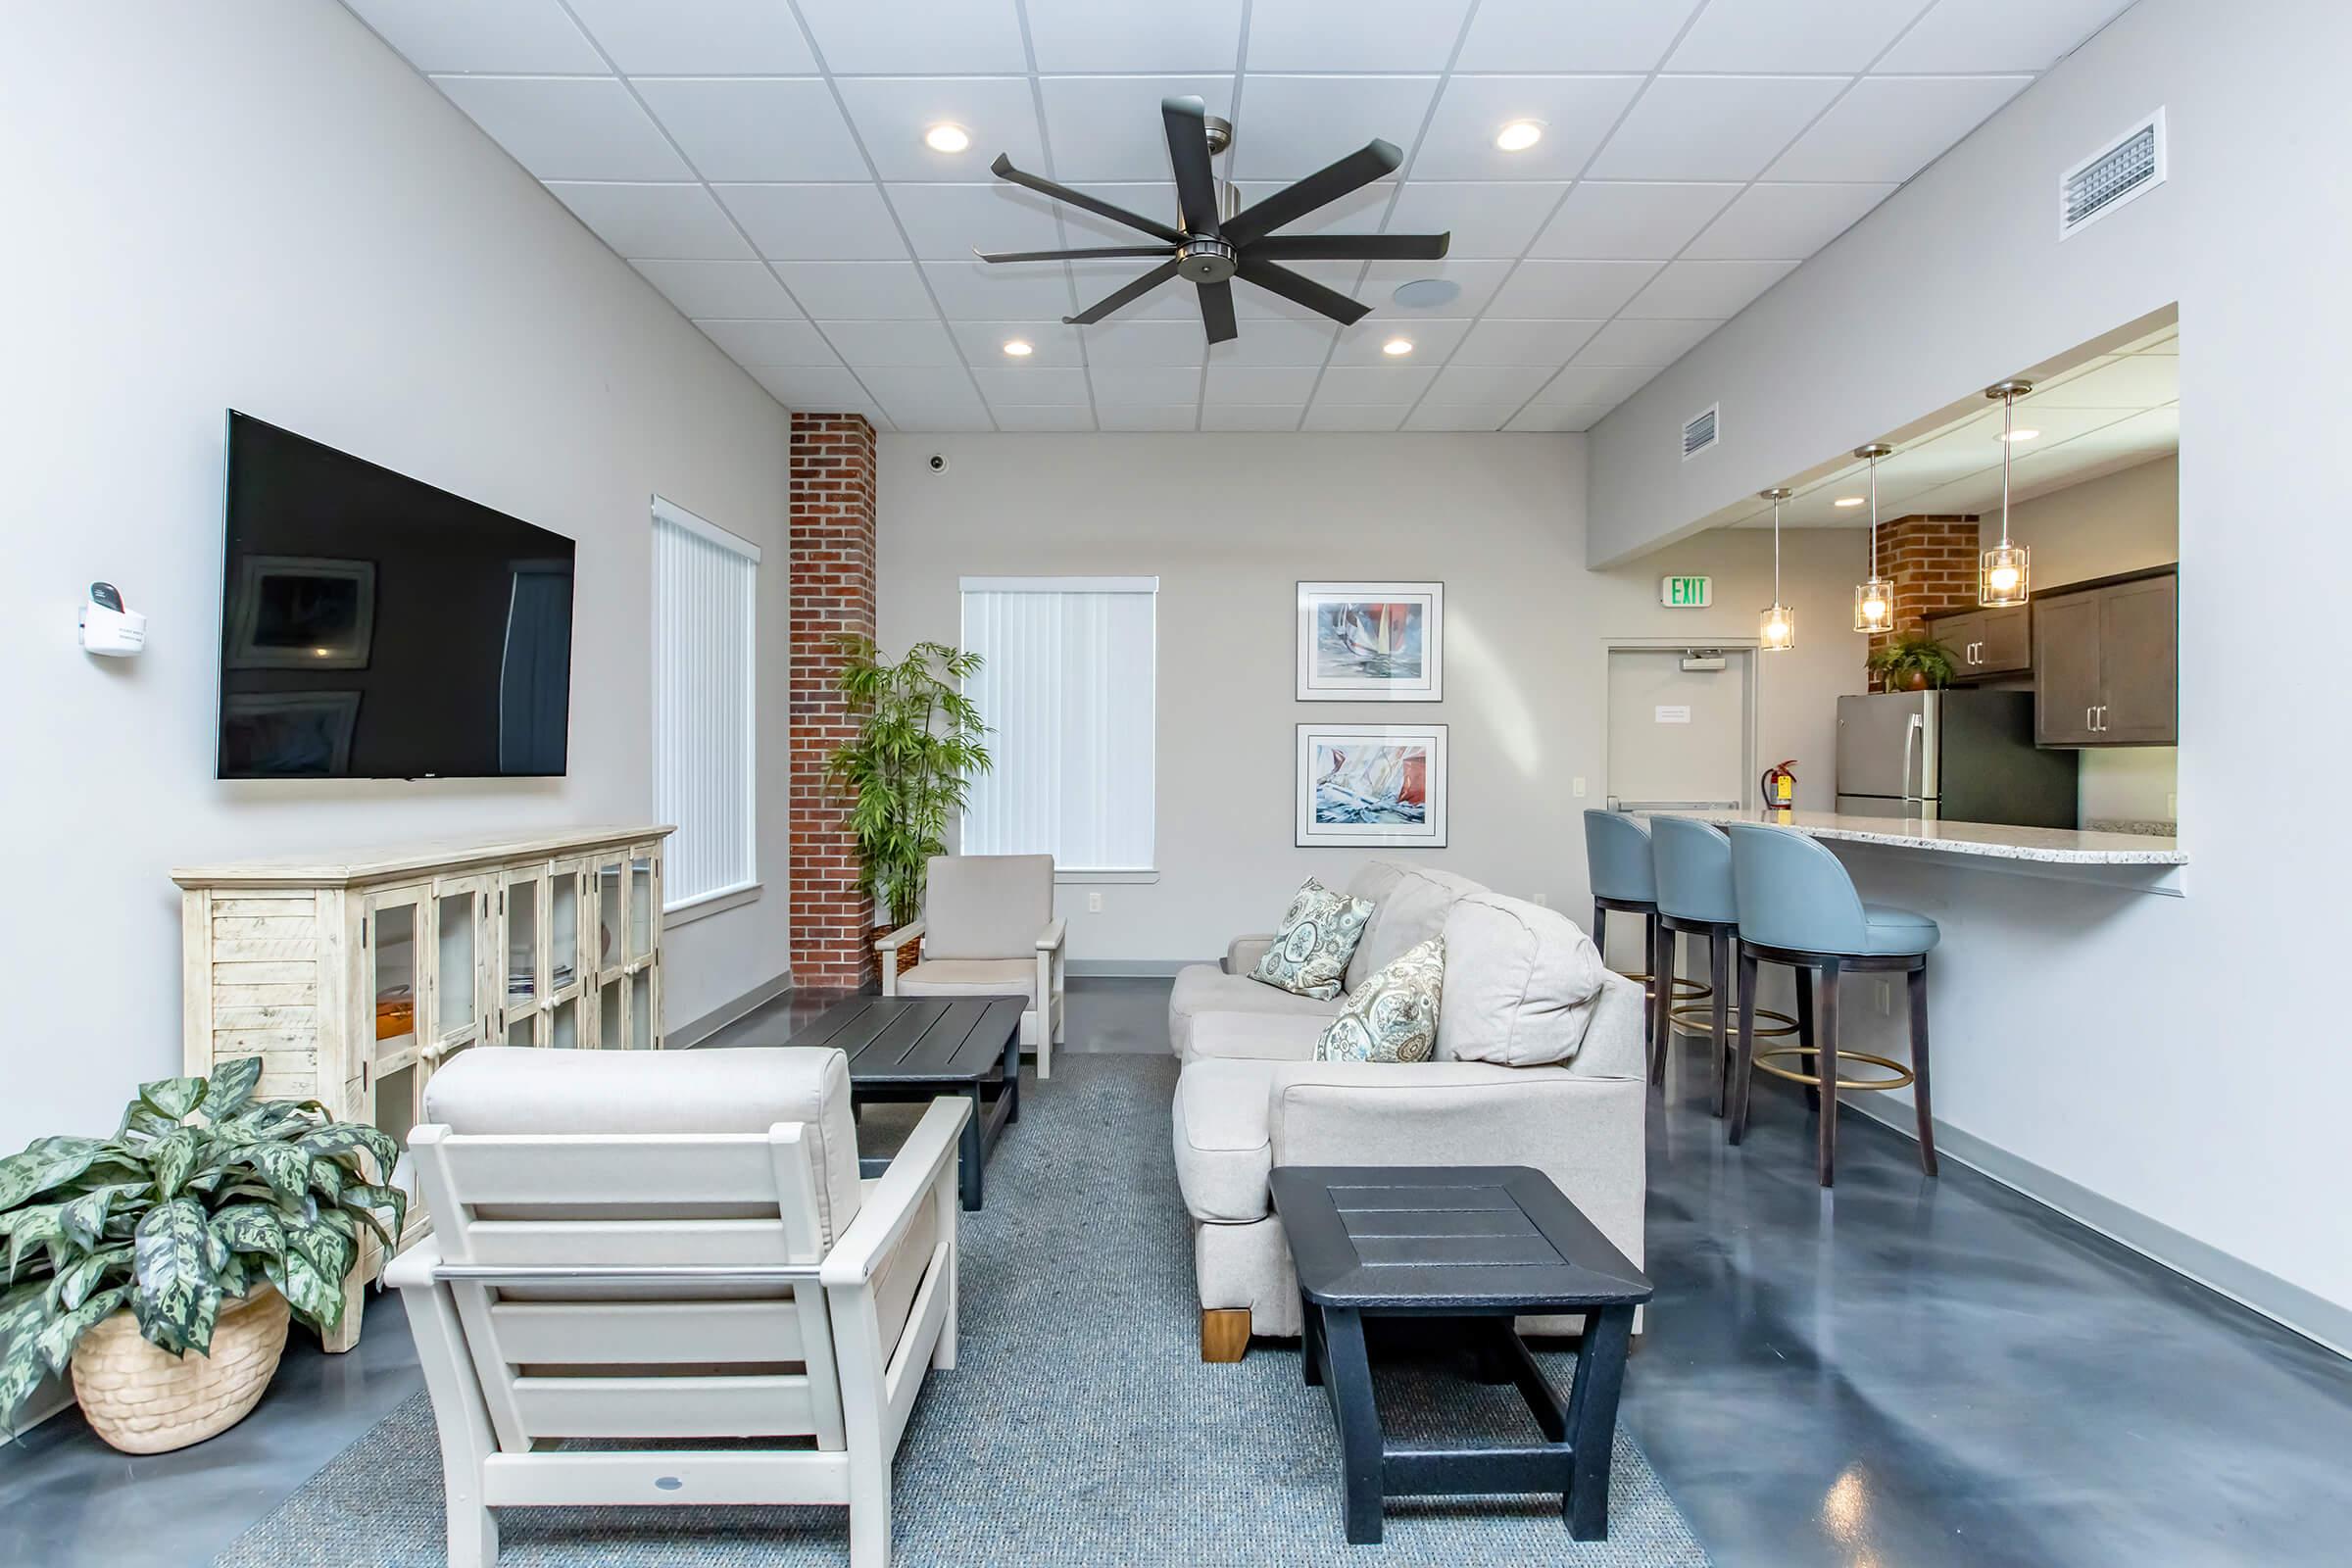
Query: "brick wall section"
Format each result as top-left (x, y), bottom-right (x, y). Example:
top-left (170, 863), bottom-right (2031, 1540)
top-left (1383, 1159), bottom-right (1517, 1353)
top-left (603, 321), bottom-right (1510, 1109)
top-left (789, 413), bottom-right (878, 992)
top-left (1868, 514), bottom-right (1982, 669)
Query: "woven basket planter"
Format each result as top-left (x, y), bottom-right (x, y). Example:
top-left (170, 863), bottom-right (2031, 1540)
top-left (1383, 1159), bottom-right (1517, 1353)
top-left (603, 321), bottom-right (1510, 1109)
top-left (70, 1284), bottom-right (290, 1453)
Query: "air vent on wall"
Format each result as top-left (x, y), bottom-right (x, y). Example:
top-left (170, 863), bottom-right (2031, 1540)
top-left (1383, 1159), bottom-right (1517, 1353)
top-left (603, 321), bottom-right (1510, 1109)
top-left (2061, 110), bottom-right (2166, 237)
top-left (1682, 403), bottom-right (1719, 460)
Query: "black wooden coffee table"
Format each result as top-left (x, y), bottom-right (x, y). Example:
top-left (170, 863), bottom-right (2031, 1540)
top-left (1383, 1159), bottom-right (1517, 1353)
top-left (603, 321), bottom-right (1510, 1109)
top-left (1269, 1165), bottom-right (1653, 1544)
top-left (777, 995), bottom-right (1027, 1211)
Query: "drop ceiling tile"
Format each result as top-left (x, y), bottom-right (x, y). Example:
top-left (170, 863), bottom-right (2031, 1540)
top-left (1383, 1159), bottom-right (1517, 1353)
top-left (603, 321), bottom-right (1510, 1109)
top-left (888, 183), bottom-right (1062, 261)
top-left (1089, 366), bottom-right (1202, 404)
top-left (1234, 262), bottom-right (1365, 322)
top-left (1528, 181), bottom-right (1740, 259)
top-left (821, 318), bottom-right (962, 368)
top-left (769, 261), bottom-right (937, 318)
top-left (345, 0), bottom-right (602, 73)
top-left (1572, 317), bottom-right (1722, 365)
top-left (1620, 259), bottom-right (1792, 318)
top-left (970, 367), bottom-right (1093, 401)
top-left (1587, 75), bottom-right (1845, 181)
top-left (991, 405), bottom-right (1099, 431)
top-left (1404, 404), bottom-right (1521, 431)
top-left (881, 399), bottom-right (996, 432)
top-left (1449, 318), bottom-right (1601, 366)
top-left (1302, 405), bottom-right (1410, 431)
top-left (630, 78), bottom-right (865, 181)
top-left (1202, 318), bottom-right (1340, 367)
top-left (1098, 405), bottom-right (1200, 430)
top-left (1232, 180), bottom-right (1392, 239)
top-left (1384, 183), bottom-right (1566, 259)
top-left (1064, 262), bottom-right (1196, 321)
top-left (951, 320), bottom-right (1086, 366)
top-left (543, 181), bottom-right (755, 259)
top-left (1768, 75), bottom-right (2033, 183)
top-left (1530, 366), bottom-right (1658, 406)
top-left (695, 318), bottom-right (839, 364)
top-left (1485, 260), bottom-right (1658, 318)
top-left (1201, 405), bottom-right (1307, 430)
top-left (1082, 319), bottom-right (1210, 366)
top-left (792, 0), bottom-right (1028, 74)
top-left (1056, 182), bottom-right (1185, 244)
top-left (1879, 0), bottom-right (2135, 74)
top-left (1315, 366), bottom-right (1439, 404)
top-left (1413, 76), bottom-right (1646, 181)
top-left (1682, 181), bottom-right (1893, 260)
top-left (749, 366), bottom-right (873, 406)
top-left (632, 260), bottom-right (801, 318)
top-left (1039, 77), bottom-right (1238, 183)
top-left (431, 76), bottom-right (690, 181)
top-left (1360, 260), bottom-right (1514, 316)
top-left (2032, 354), bottom-right (2179, 409)
top-left (1327, 318), bottom-right (1472, 365)
top-left (1246, 0), bottom-right (1475, 74)
top-left (1454, 0), bottom-right (1696, 73)
top-left (1204, 366), bottom-right (1324, 403)
top-left (1429, 365), bottom-right (1553, 404)
top-left (716, 183), bottom-right (907, 259)
top-left (1232, 76), bottom-right (1442, 181)
top-left (1668, 0), bottom-right (1918, 74)
top-left (564, 0), bottom-right (818, 74)
top-left (1023, 0), bottom-right (1245, 73)
top-left (1507, 404), bottom-right (1615, 432)
top-left (837, 76), bottom-right (1047, 183)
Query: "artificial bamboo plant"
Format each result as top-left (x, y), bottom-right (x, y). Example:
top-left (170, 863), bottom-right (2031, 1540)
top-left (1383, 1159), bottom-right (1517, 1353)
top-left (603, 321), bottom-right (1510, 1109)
top-left (0, 1056), bottom-right (405, 1429)
top-left (829, 636), bottom-right (993, 927)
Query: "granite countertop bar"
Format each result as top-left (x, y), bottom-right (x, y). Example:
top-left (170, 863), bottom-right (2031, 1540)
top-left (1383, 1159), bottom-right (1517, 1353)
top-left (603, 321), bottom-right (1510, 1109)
top-left (1640, 808), bottom-right (2187, 866)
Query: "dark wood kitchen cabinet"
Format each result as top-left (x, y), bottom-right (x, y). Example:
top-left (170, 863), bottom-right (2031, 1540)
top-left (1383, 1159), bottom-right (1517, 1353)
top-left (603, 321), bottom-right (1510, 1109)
top-left (1930, 604), bottom-right (2033, 680)
top-left (2032, 568), bottom-right (2177, 747)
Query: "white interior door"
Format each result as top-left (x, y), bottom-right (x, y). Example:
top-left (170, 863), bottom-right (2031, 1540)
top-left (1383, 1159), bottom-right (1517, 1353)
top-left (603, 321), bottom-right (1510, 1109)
top-left (1606, 649), bottom-right (1752, 811)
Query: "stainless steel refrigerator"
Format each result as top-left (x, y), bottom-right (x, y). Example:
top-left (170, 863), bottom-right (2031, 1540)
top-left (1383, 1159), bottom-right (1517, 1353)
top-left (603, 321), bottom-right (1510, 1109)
top-left (1835, 690), bottom-right (2079, 827)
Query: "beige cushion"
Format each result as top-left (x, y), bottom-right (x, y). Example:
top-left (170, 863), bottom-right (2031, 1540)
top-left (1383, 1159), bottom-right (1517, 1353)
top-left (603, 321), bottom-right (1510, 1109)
top-left (862, 1174), bottom-right (941, 1358)
top-left (897, 957), bottom-right (1036, 1002)
top-left (1171, 1058), bottom-right (1280, 1223)
top-left (1436, 894), bottom-right (1608, 1068)
top-left (1344, 859), bottom-right (1408, 912)
top-left (1168, 963), bottom-right (1343, 1057)
top-left (1347, 866), bottom-right (1486, 991)
top-left (421, 1046), bottom-right (862, 1249)
top-left (923, 853), bottom-right (1053, 959)
top-left (1185, 1009), bottom-right (1328, 1065)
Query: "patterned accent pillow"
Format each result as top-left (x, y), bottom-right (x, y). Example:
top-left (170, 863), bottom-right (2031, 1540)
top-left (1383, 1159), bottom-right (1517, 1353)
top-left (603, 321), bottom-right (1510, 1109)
top-left (1250, 879), bottom-right (1375, 1001)
top-left (1317, 938), bottom-right (1446, 1063)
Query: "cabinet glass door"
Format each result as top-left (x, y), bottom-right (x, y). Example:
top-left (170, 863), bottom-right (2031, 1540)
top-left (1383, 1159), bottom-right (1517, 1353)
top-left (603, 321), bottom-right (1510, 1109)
top-left (550, 861), bottom-right (582, 995)
top-left (631, 971), bottom-right (655, 1051)
top-left (550, 995), bottom-right (581, 1050)
top-left (503, 864), bottom-right (547, 1018)
top-left (597, 975), bottom-right (625, 1050)
top-left (594, 855), bottom-right (626, 978)
top-left (430, 876), bottom-right (490, 1050)
top-left (628, 849), bottom-right (659, 961)
top-left (363, 885), bottom-right (427, 1074)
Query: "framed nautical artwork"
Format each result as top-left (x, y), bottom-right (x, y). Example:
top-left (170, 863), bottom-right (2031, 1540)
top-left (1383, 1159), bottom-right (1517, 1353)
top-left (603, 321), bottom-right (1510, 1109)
top-left (1296, 581), bottom-right (1443, 701)
top-left (1296, 723), bottom-right (1448, 848)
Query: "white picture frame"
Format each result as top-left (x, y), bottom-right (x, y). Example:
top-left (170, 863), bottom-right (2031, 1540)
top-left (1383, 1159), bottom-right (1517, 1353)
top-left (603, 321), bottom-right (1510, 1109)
top-left (1296, 580), bottom-right (1443, 702)
top-left (1297, 723), bottom-right (1447, 849)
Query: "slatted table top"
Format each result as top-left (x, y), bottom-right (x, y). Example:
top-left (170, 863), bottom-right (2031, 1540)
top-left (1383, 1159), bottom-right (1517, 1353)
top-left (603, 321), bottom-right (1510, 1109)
top-left (783, 995), bottom-right (1028, 1087)
top-left (1271, 1166), bottom-right (1653, 1311)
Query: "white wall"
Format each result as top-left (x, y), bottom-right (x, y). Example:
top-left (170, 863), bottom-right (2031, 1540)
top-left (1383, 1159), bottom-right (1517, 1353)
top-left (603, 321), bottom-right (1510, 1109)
top-left (1585, 0), bottom-right (2352, 1335)
top-left (0, 4), bottom-right (794, 1152)
top-left (875, 432), bottom-right (1864, 965)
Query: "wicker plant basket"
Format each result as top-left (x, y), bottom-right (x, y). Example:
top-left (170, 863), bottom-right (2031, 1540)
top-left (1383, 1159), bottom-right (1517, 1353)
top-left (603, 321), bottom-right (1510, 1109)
top-left (70, 1284), bottom-right (290, 1453)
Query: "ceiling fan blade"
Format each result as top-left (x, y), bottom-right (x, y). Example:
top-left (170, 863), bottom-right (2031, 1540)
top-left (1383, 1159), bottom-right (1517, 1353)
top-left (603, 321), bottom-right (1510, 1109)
top-left (989, 154), bottom-right (1184, 245)
top-left (1162, 97), bottom-right (1222, 236)
top-left (1247, 232), bottom-right (1450, 262)
top-left (1237, 258), bottom-right (1372, 326)
top-left (1221, 140), bottom-right (1401, 247)
top-left (1062, 259), bottom-right (1184, 326)
top-left (976, 244), bottom-right (1177, 264)
top-left (1197, 279), bottom-right (1238, 344)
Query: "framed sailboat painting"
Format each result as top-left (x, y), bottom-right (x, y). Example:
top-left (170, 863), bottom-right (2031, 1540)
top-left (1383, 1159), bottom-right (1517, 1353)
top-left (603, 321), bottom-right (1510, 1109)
top-left (1297, 581), bottom-right (1443, 701)
top-left (1297, 723), bottom-right (1448, 848)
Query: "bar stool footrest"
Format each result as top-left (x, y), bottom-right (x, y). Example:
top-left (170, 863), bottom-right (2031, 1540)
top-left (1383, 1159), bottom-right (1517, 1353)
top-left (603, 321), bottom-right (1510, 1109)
top-left (1671, 1004), bottom-right (1796, 1038)
top-left (1753, 1047), bottom-right (1914, 1093)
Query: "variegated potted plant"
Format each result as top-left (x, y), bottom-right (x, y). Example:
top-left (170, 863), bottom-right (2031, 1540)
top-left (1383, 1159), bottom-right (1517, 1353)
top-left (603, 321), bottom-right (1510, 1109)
top-left (0, 1057), bottom-right (404, 1451)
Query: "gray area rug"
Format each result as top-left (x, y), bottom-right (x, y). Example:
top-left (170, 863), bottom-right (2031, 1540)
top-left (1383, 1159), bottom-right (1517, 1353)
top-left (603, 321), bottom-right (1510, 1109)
top-left (217, 1054), bottom-right (1707, 1566)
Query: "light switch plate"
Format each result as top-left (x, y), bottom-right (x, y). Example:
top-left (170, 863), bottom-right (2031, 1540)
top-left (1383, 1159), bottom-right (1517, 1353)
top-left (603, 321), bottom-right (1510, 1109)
top-left (1087, 891), bottom-right (1103, 913)
top-left (1572, 776), bottom-right (1588, 798)
top-left (1531, 892), bottom-right (1548, 906)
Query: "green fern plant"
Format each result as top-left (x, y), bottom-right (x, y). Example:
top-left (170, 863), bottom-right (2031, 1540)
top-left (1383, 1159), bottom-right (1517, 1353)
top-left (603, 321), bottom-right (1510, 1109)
top-left (0, 1057), bottom-right (405, 1430)
top-left (829, 637), bottom-right (994, 927)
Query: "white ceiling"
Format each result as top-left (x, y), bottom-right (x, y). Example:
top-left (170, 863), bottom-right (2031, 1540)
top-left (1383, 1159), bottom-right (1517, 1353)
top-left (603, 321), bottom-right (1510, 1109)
top-left (344, 0), bottom-right (2137, 434)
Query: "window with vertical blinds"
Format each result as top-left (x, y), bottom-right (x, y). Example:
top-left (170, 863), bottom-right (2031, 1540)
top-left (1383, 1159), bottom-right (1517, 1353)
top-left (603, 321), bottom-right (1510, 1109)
top-left (959, 577), bottom-right (1156, 873)
top-left (653, 498), bottom-right (760, 912)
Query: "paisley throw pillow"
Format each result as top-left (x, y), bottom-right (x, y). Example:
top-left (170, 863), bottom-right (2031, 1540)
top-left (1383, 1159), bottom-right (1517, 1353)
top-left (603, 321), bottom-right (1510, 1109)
top-left (1317, 938), bottom-right (1446, 1063)
top-left (1250, 879), bottom-right (1375, 1001)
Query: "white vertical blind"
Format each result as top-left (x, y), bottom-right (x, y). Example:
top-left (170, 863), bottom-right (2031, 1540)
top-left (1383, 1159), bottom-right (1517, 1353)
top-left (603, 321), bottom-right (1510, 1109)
top-left (960, 577), bottom-right (1156, 871)
top-left (653, 498), bottom-right (760, 910)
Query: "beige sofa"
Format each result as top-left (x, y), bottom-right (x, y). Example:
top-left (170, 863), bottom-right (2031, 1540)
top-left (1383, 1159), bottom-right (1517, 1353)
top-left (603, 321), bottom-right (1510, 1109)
top-left (1168, 861), bottom-right (1647, 1358)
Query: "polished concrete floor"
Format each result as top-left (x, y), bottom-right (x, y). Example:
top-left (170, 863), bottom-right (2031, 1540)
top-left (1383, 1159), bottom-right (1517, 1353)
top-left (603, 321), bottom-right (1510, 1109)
top-left (9, 976), bottom-right (2351, 1565)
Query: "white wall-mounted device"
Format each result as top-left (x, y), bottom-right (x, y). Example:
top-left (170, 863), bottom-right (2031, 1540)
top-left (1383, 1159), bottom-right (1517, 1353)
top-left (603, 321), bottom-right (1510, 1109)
top-left (78, 581), bottom-right (147, 658)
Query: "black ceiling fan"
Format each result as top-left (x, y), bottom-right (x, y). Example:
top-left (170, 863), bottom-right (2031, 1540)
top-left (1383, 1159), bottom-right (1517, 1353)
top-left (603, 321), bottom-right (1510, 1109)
top-left (974, 96), bottom-right (1449, 344)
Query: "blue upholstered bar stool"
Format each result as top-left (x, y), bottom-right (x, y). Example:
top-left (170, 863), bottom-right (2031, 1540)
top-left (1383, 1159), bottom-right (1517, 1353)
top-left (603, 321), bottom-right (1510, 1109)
top-left (1649, 816), bottom-right (1800, 1117)
top-left (1583, 809), bottom-right (1708, 1077)
top-left (1724, 823), bottom-right (1940, 1187)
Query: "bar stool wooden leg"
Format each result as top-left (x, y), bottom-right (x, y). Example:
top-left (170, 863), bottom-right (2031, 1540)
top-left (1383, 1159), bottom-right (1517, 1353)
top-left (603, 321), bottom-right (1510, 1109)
top-left (1649, 919), bottom-right (1673, 1087)
top-left (1643, 912), bottom-right (1660, 1046)
top-left (1908, 962), bottom-right (1938, 1177)
top-left (1816, 958), bottom-right (1841, 1188)
top-left (1795, 969), bottom-right (1820, 1116)
top-left (1708, 931), bottom-right (1732, 1118)
top-left (1729, 945), bottom-right (1760, 1145)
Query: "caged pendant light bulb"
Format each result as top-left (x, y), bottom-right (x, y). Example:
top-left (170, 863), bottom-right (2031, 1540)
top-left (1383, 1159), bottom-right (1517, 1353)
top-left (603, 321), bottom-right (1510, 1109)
top-left (1852, 443), bottom-right (1895, 633)
top-left (1981, 379), bottom-right (2034, 606)
top-left (1759, 488), bottom-right (1795, 651)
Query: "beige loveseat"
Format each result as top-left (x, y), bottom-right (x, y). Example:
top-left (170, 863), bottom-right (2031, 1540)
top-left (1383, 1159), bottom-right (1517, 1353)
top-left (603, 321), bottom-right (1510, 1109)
top-left (1169, 861), bottom-right (1647, 1358)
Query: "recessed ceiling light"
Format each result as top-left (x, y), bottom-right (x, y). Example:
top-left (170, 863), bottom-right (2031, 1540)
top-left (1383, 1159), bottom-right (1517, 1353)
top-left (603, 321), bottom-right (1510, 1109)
top-left (1391, 278), bottom-right (1460, 310)
top-left (1001, 338), bottom-right (1033, 357)
top-left (1997, 427), bottom-right (2040, 443)
top-left (1834, 496), bottom-right (1865, 508)
top-left (1495, 121), bottom-right (1545, 152)
top-left (1382, 337), bottom-right (1414, 357)
top-left (923, 122), bottom-right (971, 154)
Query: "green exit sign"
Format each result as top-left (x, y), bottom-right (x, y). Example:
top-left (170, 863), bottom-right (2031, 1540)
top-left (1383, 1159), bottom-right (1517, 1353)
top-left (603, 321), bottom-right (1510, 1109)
top-left (1661, 575), bottom-right (1713, 609)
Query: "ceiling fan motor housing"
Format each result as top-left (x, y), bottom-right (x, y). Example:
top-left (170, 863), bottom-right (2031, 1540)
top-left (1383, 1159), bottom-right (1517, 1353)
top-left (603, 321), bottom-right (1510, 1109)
top-left (1178, 236), bottom-right (1238, 282)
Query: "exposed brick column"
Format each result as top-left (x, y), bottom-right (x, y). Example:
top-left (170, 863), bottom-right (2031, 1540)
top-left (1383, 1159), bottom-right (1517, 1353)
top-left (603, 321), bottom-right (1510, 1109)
top-left (789, 414), bottom-right (878, 992)
top-left (1868, 514), bottom-right (1982, 666)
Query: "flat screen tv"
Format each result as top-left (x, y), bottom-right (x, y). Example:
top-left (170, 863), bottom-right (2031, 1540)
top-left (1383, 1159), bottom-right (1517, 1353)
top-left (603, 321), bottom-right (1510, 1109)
top-left (217, 413), bottom-right (575, 779)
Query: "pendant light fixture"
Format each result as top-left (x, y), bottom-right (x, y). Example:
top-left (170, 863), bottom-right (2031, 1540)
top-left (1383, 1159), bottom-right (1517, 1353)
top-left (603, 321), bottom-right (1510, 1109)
top-left (1852, 443), bottom-right (1895, 633)
top-left (1981, 379), bottom-right (2034, 606)
top-left (1759, 487), bottom-right (1795, 652)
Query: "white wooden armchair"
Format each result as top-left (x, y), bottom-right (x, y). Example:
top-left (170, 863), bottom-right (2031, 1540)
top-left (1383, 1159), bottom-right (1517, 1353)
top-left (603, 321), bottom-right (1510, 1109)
top-left (386, 1046), bottom-right (970, 1568)
top-left (877, 853), bottom-right (1066, 1078)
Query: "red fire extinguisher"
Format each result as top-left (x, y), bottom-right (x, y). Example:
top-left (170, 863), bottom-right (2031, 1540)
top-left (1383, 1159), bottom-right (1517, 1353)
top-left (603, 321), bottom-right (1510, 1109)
top-left (1761, 760), bottom-right (1797, 808)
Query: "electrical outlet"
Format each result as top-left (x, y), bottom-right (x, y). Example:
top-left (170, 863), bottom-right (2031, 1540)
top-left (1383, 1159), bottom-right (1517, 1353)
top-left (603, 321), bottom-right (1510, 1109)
top-left (1878, 980), bottom-right (1891, 1016)
top-left (1531, 892), bottom-right (1548, 907)
top-left (1087, 891), bottom-right (1103, 913)
top-left (1572, 776), bottom-right (1588, 799)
